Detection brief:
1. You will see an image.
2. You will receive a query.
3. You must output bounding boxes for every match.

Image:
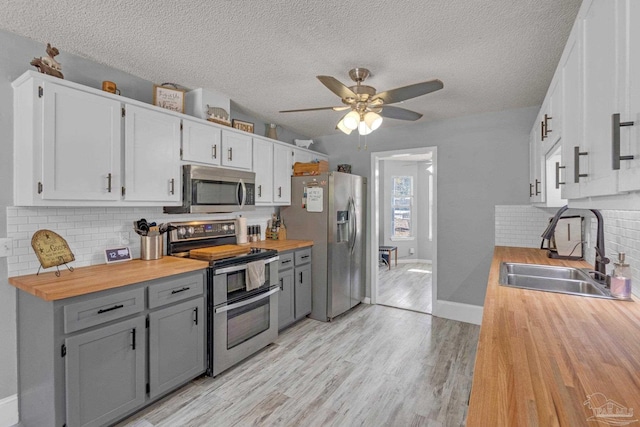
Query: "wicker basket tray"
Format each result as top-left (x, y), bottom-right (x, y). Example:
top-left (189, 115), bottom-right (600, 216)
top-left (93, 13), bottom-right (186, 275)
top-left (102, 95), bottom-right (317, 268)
top-left (293, 161), bottom-right (329, 176)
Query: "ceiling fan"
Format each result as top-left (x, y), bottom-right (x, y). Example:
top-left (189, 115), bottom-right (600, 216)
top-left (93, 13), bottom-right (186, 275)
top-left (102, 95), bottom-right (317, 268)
top-left (280, 68), bottom-right (443, 135)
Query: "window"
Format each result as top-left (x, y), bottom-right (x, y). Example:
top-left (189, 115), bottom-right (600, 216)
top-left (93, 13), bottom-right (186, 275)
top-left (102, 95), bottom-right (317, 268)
top-left (391, 176), bottom-right (413, 238)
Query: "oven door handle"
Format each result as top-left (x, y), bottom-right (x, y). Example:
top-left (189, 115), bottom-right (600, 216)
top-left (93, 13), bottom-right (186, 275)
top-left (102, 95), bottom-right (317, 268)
top-left (214, 255), bottom-right (280, 274)
top-left (214, 287), bottom-right (279, 314)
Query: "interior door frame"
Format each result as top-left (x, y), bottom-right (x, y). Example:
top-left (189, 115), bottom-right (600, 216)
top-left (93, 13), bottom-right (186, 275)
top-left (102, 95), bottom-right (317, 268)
top-left (369, 147), bottom-right (437, 312)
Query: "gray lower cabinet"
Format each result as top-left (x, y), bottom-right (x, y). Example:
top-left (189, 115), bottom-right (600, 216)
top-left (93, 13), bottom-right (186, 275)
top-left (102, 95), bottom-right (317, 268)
top-left (17, 270), bottom-right (206, 427)
top-left (149, 297), bottom-right (205, 399)
top-left (65, 316), bottom-right (146, 427)
top-left (278, 248), bottom-right (312, 330)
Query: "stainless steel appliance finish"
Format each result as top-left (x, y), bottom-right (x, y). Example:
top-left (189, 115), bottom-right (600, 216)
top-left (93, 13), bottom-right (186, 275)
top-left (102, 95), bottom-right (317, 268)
top-left (164, 165), bottom-right (256, 214)
top-left (166, 220), bottom-right (279, 376)
top-left (281, 172), bottom-right (366, 322)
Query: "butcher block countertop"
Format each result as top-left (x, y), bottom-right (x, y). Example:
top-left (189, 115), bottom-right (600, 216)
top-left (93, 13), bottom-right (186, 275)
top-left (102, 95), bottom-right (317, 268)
top-left (243, 239), bottom-right (314, 252)
top-left (8, 256), bottom-right (209, 301)
top-left (467, 246), bottom-right (640, 426)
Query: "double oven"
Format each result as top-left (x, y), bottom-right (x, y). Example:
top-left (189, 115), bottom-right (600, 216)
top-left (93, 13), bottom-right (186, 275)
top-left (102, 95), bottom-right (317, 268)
top-left (167, 220), bottom-right (279, 376)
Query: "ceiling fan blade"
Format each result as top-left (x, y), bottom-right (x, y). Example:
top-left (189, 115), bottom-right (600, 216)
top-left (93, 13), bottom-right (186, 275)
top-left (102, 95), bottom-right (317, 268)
top-left (379, 105), bottom-right (423, 121)
top-left (280, 106), bottom-right (347, 113)
top-left (373, 79), bottom-right (443, 104)
top-left (317, 76), bottom-right (357, 100)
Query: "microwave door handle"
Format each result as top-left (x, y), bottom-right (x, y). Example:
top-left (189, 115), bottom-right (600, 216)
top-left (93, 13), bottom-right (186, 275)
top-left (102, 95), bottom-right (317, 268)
top-left (237, 179), bottom-right (246, 208)
top-left (214, 287), bottom-right (279, 314)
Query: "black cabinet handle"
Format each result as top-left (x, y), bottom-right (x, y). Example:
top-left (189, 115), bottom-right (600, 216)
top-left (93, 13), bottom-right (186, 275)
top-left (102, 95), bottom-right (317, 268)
top-left (282, 259), bottom-right (292, 265)
top-left (574, 146), bottom-right (588, 183)
top-left (301, 255), bottom-right (310, 259)
top-left (299, 272), bottom-right (303, 283)
top-left (131, 328), bottom-right (136, 350)
top-left (612, 113), bottom-right (635, 170)
top-left (194, 307), bottom-right (198, 325)
top-left (171, 286), bottom-right (190, 294)
top-left (97, 304), bottom-right (124, 314)
top-left (107, 173), bottom-right (112, 193)
top-left (280, 277), bottom-right (284, 291)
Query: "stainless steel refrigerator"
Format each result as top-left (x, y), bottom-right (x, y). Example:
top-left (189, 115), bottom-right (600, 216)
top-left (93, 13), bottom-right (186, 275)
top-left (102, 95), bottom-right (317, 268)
top-left (281, 172), bottom-right (366, 322)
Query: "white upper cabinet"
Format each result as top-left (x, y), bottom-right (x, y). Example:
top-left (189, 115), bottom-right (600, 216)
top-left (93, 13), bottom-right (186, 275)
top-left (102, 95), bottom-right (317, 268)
top-left (529, 124), bottom-right (544, 203)
top-left (221, 129), bottom-right (252, 170)
top-left (533, 0), bottom-right (640, 208)
top-left (182, 119), bottom-right (221, 166)
top-left (560, 22), bottom-right (583, 200)
top-left (617, 1), bottom-right (640, 192)
top-left (580, 0), bottom-right (622, 197)
top-left (123, 104), bottom-right (181, 203)
top-left (13, 74), bottom-right (121, 205)
top-left (252, 137), bottom-right (274, 204)
top-left (273, 143), bottom-right (293, 205)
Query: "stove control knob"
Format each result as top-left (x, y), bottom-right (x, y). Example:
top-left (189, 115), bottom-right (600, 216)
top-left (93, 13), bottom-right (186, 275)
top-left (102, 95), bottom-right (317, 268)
top-left (222, 225), bottom-right (229, 231)
top-left (177, 227), bottom-right (187, 237)
top-left (188, 226), bottom-right (195, 235)
top-left (229, 224), bottom-right (235, 231)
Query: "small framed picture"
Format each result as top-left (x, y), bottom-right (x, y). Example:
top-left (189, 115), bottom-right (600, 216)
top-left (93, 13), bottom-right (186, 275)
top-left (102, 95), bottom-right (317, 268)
top-left (232, 119), bottom-right (254, 133)
top-left (105, 247), bottom-right (133, 263)
top-left (153, 84), bottom-right (185, 113)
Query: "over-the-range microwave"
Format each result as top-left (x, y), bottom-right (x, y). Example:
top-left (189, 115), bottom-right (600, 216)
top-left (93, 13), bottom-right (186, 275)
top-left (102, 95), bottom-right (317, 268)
top-left (163, 165), bottom-right (256, 214)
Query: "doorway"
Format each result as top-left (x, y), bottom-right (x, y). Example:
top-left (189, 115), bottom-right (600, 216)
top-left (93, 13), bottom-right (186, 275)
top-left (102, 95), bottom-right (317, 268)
top-left (370, 147), bottom-right (437, 314)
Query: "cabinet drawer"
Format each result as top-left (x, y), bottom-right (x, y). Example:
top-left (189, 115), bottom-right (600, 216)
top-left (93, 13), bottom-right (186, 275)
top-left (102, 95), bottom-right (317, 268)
top-left (279, 252), bottom-right (295, 271)
top-left (64, 288), bottom-right (145, 334)
top-left (295, 248), bottom-right (312, 265)
top-left (148, 272), bottom-right (205, 309)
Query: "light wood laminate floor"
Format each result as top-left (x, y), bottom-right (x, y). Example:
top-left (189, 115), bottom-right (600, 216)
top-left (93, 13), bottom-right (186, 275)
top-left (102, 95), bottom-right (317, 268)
top-left (378, 262), bottom-right (433, 314)
top-left (118, 304), bottom-right (479, 427)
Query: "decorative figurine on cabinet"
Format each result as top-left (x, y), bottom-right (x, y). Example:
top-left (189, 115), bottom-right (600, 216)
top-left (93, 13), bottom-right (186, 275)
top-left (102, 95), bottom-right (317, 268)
top-left (30, 43), bottom-right (64, 79)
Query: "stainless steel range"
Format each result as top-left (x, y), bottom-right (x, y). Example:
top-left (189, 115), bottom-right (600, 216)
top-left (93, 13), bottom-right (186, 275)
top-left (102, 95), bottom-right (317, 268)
top-left (167, 220), bottom-right (279, 376)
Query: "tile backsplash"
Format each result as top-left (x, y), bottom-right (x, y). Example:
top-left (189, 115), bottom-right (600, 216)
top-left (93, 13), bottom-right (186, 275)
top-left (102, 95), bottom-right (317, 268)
top-left (6, 206), bottom-right (275, 277)
top-left (496, 205), bottom-right (640, 296)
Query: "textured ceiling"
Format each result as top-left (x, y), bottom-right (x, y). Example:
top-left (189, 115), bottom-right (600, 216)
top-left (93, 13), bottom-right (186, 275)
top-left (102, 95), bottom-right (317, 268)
top-left (0, 0), bottom-right (582, 138)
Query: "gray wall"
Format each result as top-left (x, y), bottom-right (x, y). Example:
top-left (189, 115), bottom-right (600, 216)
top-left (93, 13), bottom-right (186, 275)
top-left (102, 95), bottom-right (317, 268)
top-left (315, 106), bottom-right (535, 305)
top-left (0, 28), bottom-right (310, 403)
top-left (417, 161), bottom-right (433, 261)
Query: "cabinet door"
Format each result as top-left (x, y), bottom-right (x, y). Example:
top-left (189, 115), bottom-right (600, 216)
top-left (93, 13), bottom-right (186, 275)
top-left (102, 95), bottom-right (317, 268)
top-left (278, 269), bottom-right (294, 329)
top-left (221, 129), bottom-right (252, 170)
top-left (42, 82), bottom-right (121, 201)
top-left (618, 0), bottom-right (640, 192)
top-left (149, 297), bottom-right (205, 399)
top-left (561, 24), bottom-right (584, 200)
top-left (292, 148), bottom-right (314, 166)
top-left (294, 264), bottom-right (312, 319)
top-left (529, 128), bottom-right (544, 203)
top-left (253, 138), bottom-right (274, 204)
top-left (124, 104), bottom-right (181, 202)
top-left (273, 143), bottom-right (293, 204)
top-left (182, 119), bottom-right (221, 166)
top-left (581, 0), bottom-right (623, 197)
top-left (546, 78), bottom-right (562, 147)
top-left (65, 316), bottom-right (145, 427)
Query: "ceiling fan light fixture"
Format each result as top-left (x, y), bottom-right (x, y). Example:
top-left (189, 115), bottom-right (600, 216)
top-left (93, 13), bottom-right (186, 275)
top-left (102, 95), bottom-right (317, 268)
top-left (358, 120), bottom-right (373, 136)
top-left (336, 118), bottom-right (353, 135)
top-left (364, 111), bottom-right (383, 131)
top-left (343, 110), bottom-right (360, 130)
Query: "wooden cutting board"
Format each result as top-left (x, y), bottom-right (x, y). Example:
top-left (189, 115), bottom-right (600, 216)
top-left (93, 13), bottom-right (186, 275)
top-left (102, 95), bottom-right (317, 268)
top-left (190, 245), bottom-right (250, 261)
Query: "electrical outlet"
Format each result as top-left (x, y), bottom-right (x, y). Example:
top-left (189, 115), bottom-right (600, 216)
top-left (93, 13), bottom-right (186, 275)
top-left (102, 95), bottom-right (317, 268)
top-left (409, 247), bottom-right (415, 255)
top-left (0, 238), bottom-right (13, 257)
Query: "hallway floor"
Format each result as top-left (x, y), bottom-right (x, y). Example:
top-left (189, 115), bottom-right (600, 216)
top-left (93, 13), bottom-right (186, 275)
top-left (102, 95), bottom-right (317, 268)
top-left (378, 262), bottom-right (433, 313)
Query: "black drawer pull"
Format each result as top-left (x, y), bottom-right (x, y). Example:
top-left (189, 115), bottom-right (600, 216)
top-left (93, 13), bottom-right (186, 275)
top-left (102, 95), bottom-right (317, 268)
top-left (282, 260), bottom-right (292, 264)
top-left (301, 255), bottom-right (310, 259)
top-left (97, 304), bottom-right (124, 314)
top-left (171, 287), bottom-right (190, 294)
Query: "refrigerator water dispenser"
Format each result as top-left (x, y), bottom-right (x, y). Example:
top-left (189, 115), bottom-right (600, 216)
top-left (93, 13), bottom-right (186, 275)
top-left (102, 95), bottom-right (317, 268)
top-left (337, 210), bottom-right (349, 243)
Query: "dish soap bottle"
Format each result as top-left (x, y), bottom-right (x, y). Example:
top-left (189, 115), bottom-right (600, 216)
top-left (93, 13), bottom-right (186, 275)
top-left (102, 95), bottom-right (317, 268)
top-left (610, 252), bottom-right (632, 299)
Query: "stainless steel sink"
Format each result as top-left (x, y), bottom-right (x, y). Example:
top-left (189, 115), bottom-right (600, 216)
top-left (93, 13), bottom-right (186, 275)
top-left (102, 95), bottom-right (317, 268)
top-left (499, 262), bottom-right (616, 299)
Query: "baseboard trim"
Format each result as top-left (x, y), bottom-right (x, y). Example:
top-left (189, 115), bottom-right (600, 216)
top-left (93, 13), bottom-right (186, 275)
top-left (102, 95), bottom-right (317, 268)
top-left (0, 394), bottom-right (18, 426)
top-left (363, 297), bottom-right (371, 304)
top-left (432, 300), bottom-right (483, 325)
top-left (397, 259), bottom-right (432, 264)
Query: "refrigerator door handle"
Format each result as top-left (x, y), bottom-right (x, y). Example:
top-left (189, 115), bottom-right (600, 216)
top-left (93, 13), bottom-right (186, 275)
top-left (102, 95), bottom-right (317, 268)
top-left (349, 197), bottom-right (357, 253)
